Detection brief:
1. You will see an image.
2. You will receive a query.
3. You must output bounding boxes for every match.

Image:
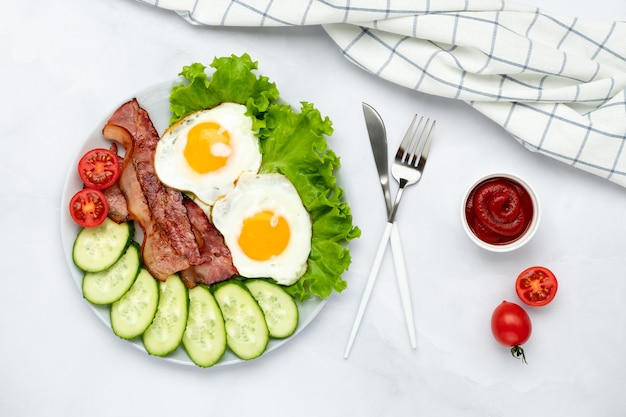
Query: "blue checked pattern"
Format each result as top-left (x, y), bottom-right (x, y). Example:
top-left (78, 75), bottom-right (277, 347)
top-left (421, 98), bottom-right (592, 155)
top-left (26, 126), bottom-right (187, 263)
top-left (137, 0), bottom-right (626, 187)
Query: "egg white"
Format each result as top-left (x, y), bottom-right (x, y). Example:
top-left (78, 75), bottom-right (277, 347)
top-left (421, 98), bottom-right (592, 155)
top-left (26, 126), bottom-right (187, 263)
top-left (154, 102), bottom-right (261, 205)
top-left (212, 173), bottom-right (312, 286)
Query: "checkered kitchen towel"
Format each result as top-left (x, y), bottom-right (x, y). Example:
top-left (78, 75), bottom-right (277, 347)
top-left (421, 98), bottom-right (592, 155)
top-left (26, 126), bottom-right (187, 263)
top-left (137, 0), bottom-right (626, 187)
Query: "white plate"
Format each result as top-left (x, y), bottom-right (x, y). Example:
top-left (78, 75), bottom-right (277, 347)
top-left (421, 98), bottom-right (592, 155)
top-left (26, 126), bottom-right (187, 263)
top-left (60, 81), bottom-right (327, 367)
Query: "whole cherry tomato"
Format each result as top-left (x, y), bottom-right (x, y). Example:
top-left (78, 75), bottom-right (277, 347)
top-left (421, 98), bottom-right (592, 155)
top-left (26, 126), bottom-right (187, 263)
top-left (77, 148), bottom-right (121, 190)
top-left (491, 301), bottom-right (532, 363)
top-left (515, 266), bottom-right (558, 307)
top-left (69, 188), bottom-right (109, 228)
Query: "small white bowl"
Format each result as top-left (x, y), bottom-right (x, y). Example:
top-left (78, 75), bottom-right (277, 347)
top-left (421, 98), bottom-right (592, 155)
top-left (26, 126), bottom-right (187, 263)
top-left (461, 173), bottom-right (540, 252)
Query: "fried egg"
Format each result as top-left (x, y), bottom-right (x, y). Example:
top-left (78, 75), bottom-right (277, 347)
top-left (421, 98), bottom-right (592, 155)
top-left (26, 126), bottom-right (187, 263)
top-left (212, 173), bottom-right (312, 286)
top-left (154, 102), bottom-right (261, 205)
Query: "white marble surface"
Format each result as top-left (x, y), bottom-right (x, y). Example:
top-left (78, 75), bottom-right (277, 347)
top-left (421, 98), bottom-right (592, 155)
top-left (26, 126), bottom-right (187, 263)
top-left (2, 1), bottom-right (626, 416)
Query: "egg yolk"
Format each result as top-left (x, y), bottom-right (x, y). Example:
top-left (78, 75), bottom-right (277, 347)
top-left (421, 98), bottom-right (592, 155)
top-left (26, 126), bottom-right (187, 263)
top-left (238, 210), bottom-right (290, 261)
top-left (184, 122), bottom-right (231, 173)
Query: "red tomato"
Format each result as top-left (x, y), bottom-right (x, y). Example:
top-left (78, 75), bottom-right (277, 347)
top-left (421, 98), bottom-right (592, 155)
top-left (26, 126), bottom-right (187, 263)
top-left (515, 266), bottom-right (558, 307)
top-left (491, 301), bottom-right (531, 363)
top-left (69, 188), bottom-right (109, 228)
top-left (77, 148), bottom-right (121, 190)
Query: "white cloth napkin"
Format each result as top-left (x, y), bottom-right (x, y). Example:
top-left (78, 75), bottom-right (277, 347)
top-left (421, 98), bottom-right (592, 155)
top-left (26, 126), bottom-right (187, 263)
top-left (137, 0), bottom-right (626, 187)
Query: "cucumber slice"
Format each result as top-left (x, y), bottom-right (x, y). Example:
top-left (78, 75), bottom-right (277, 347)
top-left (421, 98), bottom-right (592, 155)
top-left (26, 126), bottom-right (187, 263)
top-left (110, 268), bottom-right (159, 340)
top-left (245, 280), bottom-right (299, 339)
top-left (182, 286), bottom-right (227, 367)
top-left (82, 242), bottom-right (140, 305)
top-left (72, 218), bottom-right (132, 272)
top-left (213, 282), bottom-right (269, 360)
top-left (143, 274), bottom-right (188, 357)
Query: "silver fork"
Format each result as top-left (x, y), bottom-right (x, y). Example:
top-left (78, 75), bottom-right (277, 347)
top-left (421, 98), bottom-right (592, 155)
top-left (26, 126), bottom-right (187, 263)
top-left (344, 114), bottom-right (436, 358)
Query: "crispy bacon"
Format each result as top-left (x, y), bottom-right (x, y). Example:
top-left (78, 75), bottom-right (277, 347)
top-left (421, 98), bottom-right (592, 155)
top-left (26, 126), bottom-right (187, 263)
top-left (103, 181), bottom-right (130, 223)
top-left (179, 196), bottom-right (238, 288)
top-left (103, 143), bottom-right (129, 223)
top-left (102, 99), bottom-right (195, 280)
top-left (104, 99), bottom-right (203, 264)
top-left (101, 99), bottom-right (238, 286)
top-left (122, 160), bottom-right (190, 279)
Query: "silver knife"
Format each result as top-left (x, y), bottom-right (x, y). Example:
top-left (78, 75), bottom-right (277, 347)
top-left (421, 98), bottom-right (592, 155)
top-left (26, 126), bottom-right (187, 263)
top-left (344, 103), bottom-right (416, 357)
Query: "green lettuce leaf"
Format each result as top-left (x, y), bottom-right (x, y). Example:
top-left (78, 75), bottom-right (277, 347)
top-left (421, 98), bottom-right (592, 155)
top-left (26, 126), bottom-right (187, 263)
top-left (170, 54), bottom-right (279, 128)
top-left (169, 53), bottom-right (361, 301)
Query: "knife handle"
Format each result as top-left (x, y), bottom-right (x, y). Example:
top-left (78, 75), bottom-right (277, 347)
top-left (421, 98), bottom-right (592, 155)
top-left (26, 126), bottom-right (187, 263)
top-left (390, 223), bottom-right (416, 349)
top-left (344, 222), bottom-right (393, 358)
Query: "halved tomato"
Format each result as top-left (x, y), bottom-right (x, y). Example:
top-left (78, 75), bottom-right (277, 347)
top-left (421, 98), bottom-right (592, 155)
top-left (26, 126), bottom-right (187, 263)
top-left (69, 188), bottom-right (109, 228)
top-left (77, 148), bottom-right (120, 190)
top-left (515, 266), bottom-right (558, 307)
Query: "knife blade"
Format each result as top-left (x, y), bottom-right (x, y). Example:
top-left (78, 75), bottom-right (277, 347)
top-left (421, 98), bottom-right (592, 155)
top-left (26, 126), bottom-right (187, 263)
top-left (362, 103), bottom-right (392, 215)
top-left (344, 103), bottom-right (416, 357)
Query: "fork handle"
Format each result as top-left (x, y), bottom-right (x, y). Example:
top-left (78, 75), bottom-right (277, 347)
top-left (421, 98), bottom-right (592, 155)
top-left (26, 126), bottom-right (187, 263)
top-left (390, 224), bottom-right (417, 349)
top-left (344, 222), bottom-right (393, 359)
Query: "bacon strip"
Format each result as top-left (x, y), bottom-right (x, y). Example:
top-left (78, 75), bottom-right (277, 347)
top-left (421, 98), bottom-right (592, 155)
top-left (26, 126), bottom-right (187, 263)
top-left (102, 99), bottom-right (195, 280)
top-left (100, 144), bottom-right (129, 223)
top-left (125, 161), bottom-right (190, 279)
top-left (103, 181), bottom-right (130, 224)
top-left (104, 99), bottom-right (203, 263)
top-left (180, 197), bottom-right (238, 288)
top-left (101, 99), bottom-right (238, 286)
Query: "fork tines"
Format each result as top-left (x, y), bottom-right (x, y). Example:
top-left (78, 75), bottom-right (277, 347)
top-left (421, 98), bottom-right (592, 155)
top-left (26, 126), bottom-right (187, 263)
top-left (398, 115), bottom-right (436, 167)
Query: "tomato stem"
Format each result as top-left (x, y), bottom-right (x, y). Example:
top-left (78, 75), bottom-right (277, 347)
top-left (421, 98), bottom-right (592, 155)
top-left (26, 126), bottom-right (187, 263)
top-left (510, 345), bottom-right (527, 364)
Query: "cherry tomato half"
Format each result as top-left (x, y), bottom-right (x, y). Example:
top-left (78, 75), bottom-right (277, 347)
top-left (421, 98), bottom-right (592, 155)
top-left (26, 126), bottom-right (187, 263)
top-left (77, 148), bottom-right (121, 190)
top-left (69, 188), bottom-right (109, 228)
top-left (491, 301), bottom-right (532, 363)
top-left (515, 266), bottom-right (558, 307)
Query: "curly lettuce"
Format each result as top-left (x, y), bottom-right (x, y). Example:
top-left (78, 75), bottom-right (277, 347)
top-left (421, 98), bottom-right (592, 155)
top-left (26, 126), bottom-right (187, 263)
top-left (169, 53), bottom-right (361, 300)
top-left (170, 54), bottom-right (278, 128)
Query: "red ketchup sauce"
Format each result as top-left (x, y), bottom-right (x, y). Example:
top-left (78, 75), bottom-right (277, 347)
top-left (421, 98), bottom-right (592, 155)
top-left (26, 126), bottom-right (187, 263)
top-left (465, 177), bottom-right (534, 245)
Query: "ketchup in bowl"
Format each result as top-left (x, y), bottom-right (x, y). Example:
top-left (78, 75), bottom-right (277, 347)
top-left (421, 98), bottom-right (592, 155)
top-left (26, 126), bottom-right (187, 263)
top-left (462, 174), bottom-right (539, 251)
